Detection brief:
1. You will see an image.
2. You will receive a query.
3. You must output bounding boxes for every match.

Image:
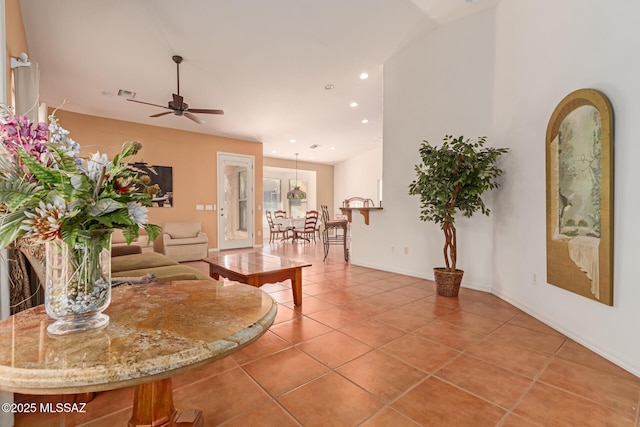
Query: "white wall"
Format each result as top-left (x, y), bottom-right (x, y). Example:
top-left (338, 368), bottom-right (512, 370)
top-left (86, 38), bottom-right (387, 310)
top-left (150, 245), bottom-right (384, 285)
top-left (352, 9), bottom-right (496, 291)
top-left (333, 146), bottom-right (382, 216)
top-left (356, 0), bottom-right (640, 376)
top-left (491, 0), bottom-right (640, 376)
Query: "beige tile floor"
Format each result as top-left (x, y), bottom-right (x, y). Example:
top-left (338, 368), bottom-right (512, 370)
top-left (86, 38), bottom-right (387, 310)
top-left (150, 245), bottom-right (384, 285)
top-left (14, 242), bottom-right (640, 426)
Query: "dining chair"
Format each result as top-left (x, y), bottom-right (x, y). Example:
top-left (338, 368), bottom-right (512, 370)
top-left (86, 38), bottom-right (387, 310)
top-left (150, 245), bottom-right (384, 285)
top-left (274, 209), bottom-right (296, 240)
top-left (293, 210), bottom-right (319, 243)
top-left (266, 210), bottom-right (289, 243)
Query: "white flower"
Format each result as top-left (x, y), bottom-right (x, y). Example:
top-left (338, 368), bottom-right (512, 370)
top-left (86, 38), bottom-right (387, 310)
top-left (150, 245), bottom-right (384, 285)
top-left (87, 153), bottom-right (111, 182)
top-left (126, 202), bottom-right (148, 227)
top-left (49, 117), bottom-right (81, 161)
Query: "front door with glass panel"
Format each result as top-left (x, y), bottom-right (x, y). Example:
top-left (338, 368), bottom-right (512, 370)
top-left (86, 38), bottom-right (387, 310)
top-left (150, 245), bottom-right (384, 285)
top-left (218, 153), bottom-right (254, 250)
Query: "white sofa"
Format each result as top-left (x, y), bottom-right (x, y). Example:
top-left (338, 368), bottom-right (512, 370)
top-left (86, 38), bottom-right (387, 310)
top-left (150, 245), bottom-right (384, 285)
top-left (162, 222), bottom-right (209, 262)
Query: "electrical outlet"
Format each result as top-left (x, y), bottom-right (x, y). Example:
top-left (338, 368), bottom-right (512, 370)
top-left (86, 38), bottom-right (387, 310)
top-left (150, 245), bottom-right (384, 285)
top-left (404, 247), bottom-right (409, 255)
top-left (205, 205), bottom-right (213, 211)
top-left (532, 273), bottom-right (538, 285)
top-left (196, 205), bottom-right (204, 211)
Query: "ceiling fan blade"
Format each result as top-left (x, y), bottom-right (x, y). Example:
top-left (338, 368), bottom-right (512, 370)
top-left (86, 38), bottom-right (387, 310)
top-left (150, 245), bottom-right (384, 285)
top-left (150, 111), bottom-right (172, 118)
top-left (127, 99), bottom-right (170, 109)
top-left (187, 108), bottom-right (224, 115)
top-left (184, 112), bottom-right (205, 124)
top-left (172, 93), bottom-right (184, 110)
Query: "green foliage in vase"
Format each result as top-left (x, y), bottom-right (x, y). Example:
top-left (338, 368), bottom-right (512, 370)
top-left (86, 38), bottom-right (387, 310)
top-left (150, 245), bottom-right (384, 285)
top-left (408, 135), bottom-right (509, 272)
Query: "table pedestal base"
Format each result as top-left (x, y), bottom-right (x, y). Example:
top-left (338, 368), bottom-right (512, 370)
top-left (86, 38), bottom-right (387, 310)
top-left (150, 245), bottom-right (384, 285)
top-left (128, 378), bottom-right (203, 427)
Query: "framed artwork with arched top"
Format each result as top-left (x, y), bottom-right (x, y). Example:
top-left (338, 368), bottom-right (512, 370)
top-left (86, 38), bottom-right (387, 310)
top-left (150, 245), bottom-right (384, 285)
top-left (546, 88), bottom-right (613, 305)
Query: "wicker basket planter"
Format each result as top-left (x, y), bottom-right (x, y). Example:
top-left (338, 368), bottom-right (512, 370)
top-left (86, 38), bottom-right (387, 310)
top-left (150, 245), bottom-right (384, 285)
top-left (433, 268), bottom-right (464, 297)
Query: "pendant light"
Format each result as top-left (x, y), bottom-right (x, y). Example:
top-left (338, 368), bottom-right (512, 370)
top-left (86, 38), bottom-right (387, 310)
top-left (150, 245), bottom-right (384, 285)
top-left (286, 153), bottom-right (307, 200)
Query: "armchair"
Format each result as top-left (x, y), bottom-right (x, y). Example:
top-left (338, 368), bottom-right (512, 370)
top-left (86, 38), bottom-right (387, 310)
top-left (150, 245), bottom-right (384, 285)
top-left (162, 222), bottom-right (209, 262)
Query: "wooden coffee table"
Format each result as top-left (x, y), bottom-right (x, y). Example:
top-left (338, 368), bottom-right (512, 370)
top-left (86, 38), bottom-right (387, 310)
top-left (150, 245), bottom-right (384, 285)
top-left (203, 252), bottom-right (311, 305)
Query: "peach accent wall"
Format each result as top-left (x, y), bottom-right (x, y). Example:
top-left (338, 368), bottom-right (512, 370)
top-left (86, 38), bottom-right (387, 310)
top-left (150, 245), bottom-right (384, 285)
top-left (263, 157), bottom-right (334, 215)
top-left (51, 110), bottom-right (264, 250)
top-left (5, 0), bottom-right (29, 103)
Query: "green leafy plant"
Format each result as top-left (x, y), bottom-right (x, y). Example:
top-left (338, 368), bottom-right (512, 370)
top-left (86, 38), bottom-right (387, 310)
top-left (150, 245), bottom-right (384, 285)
top-left (0, 105), bottom-right (161, 251)
top-left (408, 135), bottom-right (508, 272)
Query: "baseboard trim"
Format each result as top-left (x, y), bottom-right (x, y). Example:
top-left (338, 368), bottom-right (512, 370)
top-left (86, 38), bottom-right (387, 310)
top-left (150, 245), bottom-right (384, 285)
top-left (350, 259), bottom-right (492, 293)
top-left (491, 288), bottom-right (640, 378)
top-left (352, 258), bottom-right (639, 376)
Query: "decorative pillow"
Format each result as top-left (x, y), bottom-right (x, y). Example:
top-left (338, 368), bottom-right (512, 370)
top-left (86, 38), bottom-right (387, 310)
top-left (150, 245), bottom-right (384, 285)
top-left (168, 230), bottom-right (198, 239)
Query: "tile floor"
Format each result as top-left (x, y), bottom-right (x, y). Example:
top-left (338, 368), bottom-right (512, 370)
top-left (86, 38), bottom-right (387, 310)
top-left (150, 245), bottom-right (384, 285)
top-left (14, 243), bottom-right (640, 426)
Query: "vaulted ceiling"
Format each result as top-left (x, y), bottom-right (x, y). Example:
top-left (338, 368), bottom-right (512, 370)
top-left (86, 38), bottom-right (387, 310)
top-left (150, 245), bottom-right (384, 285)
top-left (19, 0), bottom-right (500, 164)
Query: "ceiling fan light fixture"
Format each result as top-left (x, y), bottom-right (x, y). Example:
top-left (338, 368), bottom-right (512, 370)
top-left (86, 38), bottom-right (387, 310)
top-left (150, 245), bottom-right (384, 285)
top-left (127, 54), bottom-right (223, 123)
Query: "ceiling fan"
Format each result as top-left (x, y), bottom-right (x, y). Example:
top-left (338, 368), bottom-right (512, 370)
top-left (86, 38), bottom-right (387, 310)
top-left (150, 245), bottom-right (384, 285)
top-left (127, 55), bottom-right (224, 124)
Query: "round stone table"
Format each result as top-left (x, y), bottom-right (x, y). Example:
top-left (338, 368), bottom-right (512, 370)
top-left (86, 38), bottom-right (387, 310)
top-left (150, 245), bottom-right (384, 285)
top-left (0, 279), bottom-right (277, 427)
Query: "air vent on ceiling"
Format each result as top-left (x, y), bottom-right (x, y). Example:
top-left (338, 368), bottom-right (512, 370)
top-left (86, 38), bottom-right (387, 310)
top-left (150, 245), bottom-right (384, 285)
top-left (117, 89), bottom-right (136, 99)
top-left (310, 144), bottom-right (321, 149)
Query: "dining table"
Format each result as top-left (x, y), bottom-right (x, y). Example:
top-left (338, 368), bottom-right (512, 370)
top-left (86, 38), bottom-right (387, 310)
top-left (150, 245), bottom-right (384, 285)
top-left (0, 279), bottom-right (276, 427)
top-left (274, 216), bottom-right (305, 241)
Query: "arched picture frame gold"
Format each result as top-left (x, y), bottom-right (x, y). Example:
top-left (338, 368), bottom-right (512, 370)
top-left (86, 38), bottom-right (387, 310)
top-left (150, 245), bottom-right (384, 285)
top-left (546, 88), bottom-right (613, 305)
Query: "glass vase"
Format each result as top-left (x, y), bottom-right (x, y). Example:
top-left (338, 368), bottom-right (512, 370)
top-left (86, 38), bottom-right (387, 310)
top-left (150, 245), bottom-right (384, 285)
top-left (45, 229), bottom-right (113, 335)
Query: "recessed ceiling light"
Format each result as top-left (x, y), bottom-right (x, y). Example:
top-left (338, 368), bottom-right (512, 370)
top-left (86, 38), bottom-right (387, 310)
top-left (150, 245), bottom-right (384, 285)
top-left (324, 84), bottom-right (334, 90)
top-left (289, 139), bottom-right (296, 143)
top-left (350, 102), bottom-right (358, 108)
top-left (271, 150), bottom-right (277, 154)
top-left (362, 119), bottom-right (369, 124)
top-left (360, 73), bottom-right (369, 80)
top-left (310, 156), bottom-right (315, 160)
top-left (330, 146), bottom-right (336, 150)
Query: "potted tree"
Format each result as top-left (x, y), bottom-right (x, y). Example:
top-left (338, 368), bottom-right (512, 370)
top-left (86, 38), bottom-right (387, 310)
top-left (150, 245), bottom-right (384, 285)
top-left (408, 135), bottom-right (508, 297)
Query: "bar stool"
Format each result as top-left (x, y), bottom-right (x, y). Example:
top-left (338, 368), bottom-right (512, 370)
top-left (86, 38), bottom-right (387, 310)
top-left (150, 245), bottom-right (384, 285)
top-left (321, 205), bottom-right (349, 262)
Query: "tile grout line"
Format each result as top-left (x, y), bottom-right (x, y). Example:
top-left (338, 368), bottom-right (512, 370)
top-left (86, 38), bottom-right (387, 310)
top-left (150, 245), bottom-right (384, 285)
top-left (231, 367), bottom-right (304, 427)
top-left (494, 336), bottom-right (570, 426)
